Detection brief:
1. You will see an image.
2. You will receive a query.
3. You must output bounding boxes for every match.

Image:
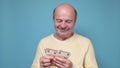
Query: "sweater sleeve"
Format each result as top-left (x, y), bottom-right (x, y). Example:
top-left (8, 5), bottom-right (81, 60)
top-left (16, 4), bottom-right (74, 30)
top-left (31, 41), bottom-right (44, 68)
top-left (84, 41), bottom-right (98, 68)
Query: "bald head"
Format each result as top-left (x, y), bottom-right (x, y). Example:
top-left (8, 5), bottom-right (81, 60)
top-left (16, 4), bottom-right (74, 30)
top-left (53, 4), bottom-right (77, 21)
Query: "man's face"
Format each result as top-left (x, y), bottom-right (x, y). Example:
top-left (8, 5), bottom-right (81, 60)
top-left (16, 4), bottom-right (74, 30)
top-left (54, 8), bottom-right (76, 37)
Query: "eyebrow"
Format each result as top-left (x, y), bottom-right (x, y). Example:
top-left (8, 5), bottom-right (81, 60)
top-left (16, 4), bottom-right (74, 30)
top-left (66, 19), bottom-right (73, 22)
top-left (56, 18), bottom-right (72, 20)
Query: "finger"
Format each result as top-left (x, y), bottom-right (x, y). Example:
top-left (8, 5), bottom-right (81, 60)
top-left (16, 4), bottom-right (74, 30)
top-left (54, 56), bottom-right (67, 63)
top-left (40, 55), bottom-right (54, 63)
top-left (52, 60), bottom-right (64, 68)
top-left (53, 58), bottom-right (64, 65)
top-left (53, 57), bottom-right (73, 68)
top-left (42, 58), bottom-right (52, 63)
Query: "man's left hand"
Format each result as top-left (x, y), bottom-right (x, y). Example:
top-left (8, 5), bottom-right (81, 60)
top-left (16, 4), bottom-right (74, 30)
top-left (53, 56), bottom-right (72, 68)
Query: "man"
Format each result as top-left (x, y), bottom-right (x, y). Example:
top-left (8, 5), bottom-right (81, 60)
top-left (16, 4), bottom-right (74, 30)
top-left (31, 4), bottom-right (98, 68)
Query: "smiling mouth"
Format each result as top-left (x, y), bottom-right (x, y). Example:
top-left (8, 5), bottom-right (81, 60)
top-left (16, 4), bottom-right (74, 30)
top-left (60, 30), bottom-right (67, 32)
top-left (59, 28), bottom-right (69, 33)
top-left (57, 26), bottom-right (69, 33)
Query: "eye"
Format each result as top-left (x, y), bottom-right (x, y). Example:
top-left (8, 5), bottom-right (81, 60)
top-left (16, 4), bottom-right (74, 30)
top-left (66, 20), bottom-right (72, 23)
top-left (56, 19), bottom-right (62, 23)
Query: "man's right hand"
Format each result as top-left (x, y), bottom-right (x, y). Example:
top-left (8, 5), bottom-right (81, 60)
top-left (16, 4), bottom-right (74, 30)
top-left (40, 55), bottom-right (54, 68)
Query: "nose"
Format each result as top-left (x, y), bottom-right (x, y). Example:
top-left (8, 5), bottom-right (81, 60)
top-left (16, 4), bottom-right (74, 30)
top-left (61, 22), bottom-right (66, 28)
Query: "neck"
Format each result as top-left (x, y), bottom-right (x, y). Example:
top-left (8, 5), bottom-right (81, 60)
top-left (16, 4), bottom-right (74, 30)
top-left (54, 32), bottom-right (74, 41)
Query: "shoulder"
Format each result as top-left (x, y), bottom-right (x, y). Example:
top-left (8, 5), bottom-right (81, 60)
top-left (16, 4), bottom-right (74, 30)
top-left (75, 33), bottom-right (90, 41)
top-left (74, 33), bottom-right (93, 50)
top-left (39, 34), bottom-right (53, 43)
top-left (37, 34), bottom-right (53, 48)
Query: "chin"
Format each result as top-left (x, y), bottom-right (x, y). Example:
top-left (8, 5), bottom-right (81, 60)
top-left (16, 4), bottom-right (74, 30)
top-left (59, 32), bottom-right (69, 37)
top-left (56, 30), bottom-right (71, 36)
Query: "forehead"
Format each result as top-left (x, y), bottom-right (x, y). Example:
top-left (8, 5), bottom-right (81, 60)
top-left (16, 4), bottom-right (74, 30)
top-left (55, 13), bottom-right (74, 20)
top-left (54, 8), bottom-right (75, 20)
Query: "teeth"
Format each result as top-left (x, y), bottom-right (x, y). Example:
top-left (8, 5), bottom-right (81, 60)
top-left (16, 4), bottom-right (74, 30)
top-left (60, 28), bottom-right (68, 31)
top-left (60, 30), bottom-right (67, 32)
top-left (57, 27), bottom-right (69, 32)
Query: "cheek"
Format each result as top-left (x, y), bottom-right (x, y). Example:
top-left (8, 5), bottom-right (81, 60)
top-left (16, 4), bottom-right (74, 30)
top-left (68, 24), bottom-right (75, 29)
top-left (54, 22), bottom-right (59, 28)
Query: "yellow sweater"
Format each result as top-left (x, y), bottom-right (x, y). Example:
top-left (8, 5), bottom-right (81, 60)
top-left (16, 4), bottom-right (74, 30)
top-left (31, 33), bottom-right (98, 68)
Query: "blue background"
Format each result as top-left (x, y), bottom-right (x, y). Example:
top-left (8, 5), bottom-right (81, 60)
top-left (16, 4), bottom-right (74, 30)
top-left (0, 0), bottom-right (120, 68)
